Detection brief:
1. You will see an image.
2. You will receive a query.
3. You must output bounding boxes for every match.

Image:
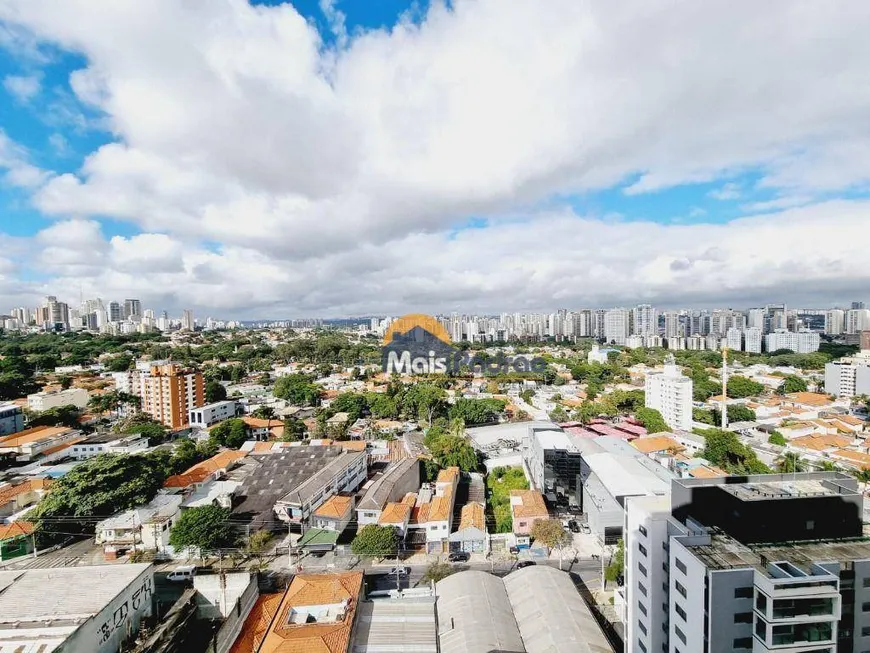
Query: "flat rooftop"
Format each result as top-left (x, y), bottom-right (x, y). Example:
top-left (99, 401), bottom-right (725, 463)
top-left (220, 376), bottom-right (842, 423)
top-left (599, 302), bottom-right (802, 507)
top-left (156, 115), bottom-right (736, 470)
top-left (686, 528), bottom-right (870, 573)
top-left (719, 479), bottom-right (842, 502)
top-left (352, 598), bottom-right (437, 653)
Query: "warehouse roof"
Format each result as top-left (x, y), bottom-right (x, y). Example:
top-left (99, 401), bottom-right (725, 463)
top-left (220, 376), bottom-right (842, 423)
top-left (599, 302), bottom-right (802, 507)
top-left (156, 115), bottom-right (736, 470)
top-left (352, 599), bottom-right (437, 653)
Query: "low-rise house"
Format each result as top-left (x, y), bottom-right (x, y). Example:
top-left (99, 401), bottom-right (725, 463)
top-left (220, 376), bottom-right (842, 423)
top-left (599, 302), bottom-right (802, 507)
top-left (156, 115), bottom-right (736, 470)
top-left (377, 493), bottom-right (416, 536)
top-left (27, 387), bottom-right (89, 411)
top-left (0, 521), bottom-right (34, 560)
top-left (95, 494), bottom-right (182, 559)
top-left (449, 501), bottom-right (488, 553)
top-left (188, 400), bottom-right (238, 428)
top-left (70, 432), bottom-right (149, 460)
top-left (238, 416), bottom-right (284, 440)
top-left (0, 425), bottom-right (82, 461)
top-left (311, 494), bottom-right (354, 533)
top-left (228, 571), bottom-right (363, 653)
top-left (631, 434), bottom-right (683, 457)
top-left (406, 467), bottom-right (460, 554)
top-left (0, 478), bottom-right (52, 519)
top-left (509, 489), bottom-right (549, 536)
top-left (163, 450), bottom-right (247, 491)
top-left (355, 456), bottom-right (420, 527)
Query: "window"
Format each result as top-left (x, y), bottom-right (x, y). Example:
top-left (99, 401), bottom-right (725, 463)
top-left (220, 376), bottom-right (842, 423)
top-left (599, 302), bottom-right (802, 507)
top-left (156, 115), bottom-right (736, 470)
top-left (675, 580), bottom-right (687, 598)
top-left (674, 625), bottom-right (686, 645)
top-left (674, 604), bottom-right (686, 621)
top-left (862, 577), bottom-right (870, 588)
top-left (733, 637), bottom-right (752, 649)
top-left (639, 524), bottom-right (647, 537)
top-left (638, 620), bottom-right (647, 635)
top-left (639, 563), bottom-right (647, 577)
top-left (639, 543), bottom-right (648, 557)
top-left (638, 601), bottom-right (647, 616)
top-left (756, 593), bottom-right (767, 612)
top-left (734, 587), bottom-right (753, 599)
top-left (861, 626), bottom-right (870, 637)
top-left (675, 558), bottom-right (687, 574)
top-left (862, 601), bottom-right (870, 613)
top-left (639, 582), bottom-right (647, 597)
top-left (638, 641), bottom-right (647, 653)
top-left (734, 612), bottom-right (752, 624)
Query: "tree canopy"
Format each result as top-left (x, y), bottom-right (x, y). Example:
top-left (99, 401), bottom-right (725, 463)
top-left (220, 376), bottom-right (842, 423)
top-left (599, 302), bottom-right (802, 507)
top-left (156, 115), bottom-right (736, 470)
top-left (169, 506), bottom-right (237, 553)
top-left (273, 374), bottom-right (321, 406)
top-left (210, 418), bottom-right (249, 448)
top-left (776, 375), bottom-right (809, 395)
top-left (351, 525), bottom-right (399, 557)
top-left (726, 376), bottom-right (765, 399)
top-left (634, 407), bottom-right (669, 433)
top-left (699, 428), bottom-right (771, 474)
top-left (205, 380), bottom-right (228, 403)
top-left (530, 518), bottom-right (571, 549)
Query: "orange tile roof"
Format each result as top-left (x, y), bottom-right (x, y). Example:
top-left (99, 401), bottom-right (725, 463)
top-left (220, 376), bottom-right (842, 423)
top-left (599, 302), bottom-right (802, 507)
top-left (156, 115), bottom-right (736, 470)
top-left (510, 490), bottom-right (548, 519)
top-left (241, 416), bottom-right (283, 429)
top-left (426, 485), bottom-right (454, 523)
top-left (0, 479), bottom-right (50, 507)
top-left (164, 450), bottom-right (246, 488)
top-left (229, 593), bottom-right (283, 653)
top-left (836, 414), bottom-right (865, 426)
top-left (378, 501), bottom-right (412, 526)
top-left (246, 572), bottom-right (362, 653)
top-left (314, 495), bottom-right (353, 520)
top-left (0, 521), bottom-right (33, 540)
top-left (459, 502), bottom-right (485, 531)
top-left (254, 442), bottom-right (275, 453)
top-left (631, 436), bottom-right (682, 455)
top-left (338, 441), bottom-right (366, 452)
top-left (833, 448), bottom-right (870, 469)
top-left (689, 465), bottom-right (728, 479)
top-left (436, 467), bottom-right (460, 484)
top-left (786, 392), bottom-right (833, 407)
top-left (0, 426), bottom-right (73, 448)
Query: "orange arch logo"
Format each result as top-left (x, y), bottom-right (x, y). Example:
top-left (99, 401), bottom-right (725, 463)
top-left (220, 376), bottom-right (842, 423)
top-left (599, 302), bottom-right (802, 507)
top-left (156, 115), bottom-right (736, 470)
top-left (383, 313), bottom-right (452, 346)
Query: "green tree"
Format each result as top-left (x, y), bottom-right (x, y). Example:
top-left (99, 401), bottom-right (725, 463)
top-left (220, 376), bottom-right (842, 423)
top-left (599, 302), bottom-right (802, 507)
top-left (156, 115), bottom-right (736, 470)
top-left (710, 404), bottom-right (757, 424)
top-left (273, 374), bottom-right (321, 406)
top-left (169, 506), bottom-right (237, 553)
top-left (776, 375), bottom-right (809, 395)
top-left (605, 539), bottom-right (625, 584)
top-left (767, 431), bottom-right (787, 446)
top-left (422, 560), bottom-right (457, 583)
top-left (281, 417), bottom-right (306, 441)
top-left (251, 405), bottom-right (276, 420)
top-left (548, 405), bottom-right (568, 423)
top-left (27, 404), bottom-right (81, 428)
top-left (32, 454), bottom-right (165, 544)
top-left (699, 428), bottom-right (771, 474)
top-left (351, 525), bottom-right (399, 557)
top-left (427, 434), bottom-right (479, 472)
top-left (530, 518), bottom-right (571, 550)
top-left (693, 408), bottom-right (715, 425)
top-left (634, 407), bottom-right (669, 433)
top-left (205, 380), bottom-right (228, 403)
top-left (448, 398), bottom-right (506, 426)
top-left (210, 418), bottom-right (249, 448)
top-left (727, 376), bottom-right (765, 399)
top-left (775, 451), bottom-right (806, 473)
top-left (519, 389), bottom-right (535, 404)
top-left (104, 354), bottom-right (133, 372)
top-left (328, 393), bottom-right (368, 422)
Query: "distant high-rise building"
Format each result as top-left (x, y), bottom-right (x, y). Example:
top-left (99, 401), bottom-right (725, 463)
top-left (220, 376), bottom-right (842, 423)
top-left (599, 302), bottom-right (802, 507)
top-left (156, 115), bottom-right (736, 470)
top-left (725, 328), bottom-right (743, 352)
top-left (108, 302), bottom-right (122, 322)
top-left (632, 304), bottom-right (657, 337)
top-left (603, 308), bottom-right (630, 345)
top-left (825, 309), bottom-right (845, 335)
top-left (644, 355), bottom-right (692, 432)
top-left (744, 327), bottom-right (763, 354)
top-left (747, 308), bottom-right (765, 330)
top-left (593, 309), bottom-right (606, 340)
top-left (123, 299), bottom-right (142, 320)
top-left (846, 309), bottom-right (870, 334)
top-left (576, 309), bottom-right (594, 338)
top-left (663, 312), bottom-right (681, 340)
top-left (765, 329), bottom-right (820, 354)
top-left (181, 309), bottom-right (195, 331)
top-left (852, 301), bottom-right (865, 310)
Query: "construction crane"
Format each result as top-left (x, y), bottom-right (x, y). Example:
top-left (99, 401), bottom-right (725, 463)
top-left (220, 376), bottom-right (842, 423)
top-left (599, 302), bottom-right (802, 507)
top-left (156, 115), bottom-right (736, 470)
top-left (721, 346), bottom-right (728, 430)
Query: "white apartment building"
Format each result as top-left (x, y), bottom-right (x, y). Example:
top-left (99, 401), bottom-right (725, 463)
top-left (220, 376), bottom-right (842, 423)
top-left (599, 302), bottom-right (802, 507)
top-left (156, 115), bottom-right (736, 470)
top-left (744, 327), bottom-right (763, 354)
top-left (667, 336), bottom-right (686, 351)
top-left (626, 473), bottom-right (867, 653)
top-left (625, 335), bottom-right (645, 349)
top-left (764, 329), bottom-right (820, 354)
top-left (27, 387), bottom-right (89, 412)
top-left (747, 308), bottom-right (766, 331)
top-left (632, 304), bottom-right (657, 337)
top-left (825, 350), bottom-right (870, 398)
top-left (644, 356), bottom-right (693, 432)
top-left (71, 433), bottom-right (149, 460)
top-left (846, 309), bottom-right (870, 334)
top-left (188, 400), bottom-right (238, 428)
top-left (726, 327), bottom-right (743, 352)
top-left (686, 335), bottom-right (706, 351)
top-left (181, 309), bottom-right (195, 331)
top-left (825, 309), bottom-right (845, 335)
top-left (664, 312), bottom-right (681, 339)
top-left (604, 308), bottom-right (631, 346)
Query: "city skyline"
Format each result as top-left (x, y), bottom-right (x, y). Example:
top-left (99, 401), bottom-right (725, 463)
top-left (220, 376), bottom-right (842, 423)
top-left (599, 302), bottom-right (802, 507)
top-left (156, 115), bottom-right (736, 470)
top-left (0, 2), bottom-right (869, 316)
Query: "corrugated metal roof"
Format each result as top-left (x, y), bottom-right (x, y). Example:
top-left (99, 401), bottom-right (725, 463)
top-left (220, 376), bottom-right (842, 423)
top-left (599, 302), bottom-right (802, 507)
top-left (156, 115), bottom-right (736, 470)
top-left (353, 599), bottom-right (437, 653)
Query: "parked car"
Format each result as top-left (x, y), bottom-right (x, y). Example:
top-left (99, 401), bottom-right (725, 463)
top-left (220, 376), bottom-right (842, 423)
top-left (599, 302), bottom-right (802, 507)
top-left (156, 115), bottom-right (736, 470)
top-left (389, 566), bottom-right (411, 576)
top-left (568, 520), bottom-right (580, 533)
top-left (166, 565), bottom-right (196, 582)
top-left (448, 551), bottom-right (470, 562)
top-left (580, 523), bottom-right (591, 534)
top-left (516, 560), bottom-right (536, 569)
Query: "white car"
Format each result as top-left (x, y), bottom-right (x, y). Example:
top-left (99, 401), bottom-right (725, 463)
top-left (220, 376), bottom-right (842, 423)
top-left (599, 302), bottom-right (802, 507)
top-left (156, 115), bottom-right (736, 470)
top-left (166, 565), bottom-right (196, 582)
top-left (580, 523), bottom-right (591, 534)
top-left (389, 566), bottom-right (411, 576)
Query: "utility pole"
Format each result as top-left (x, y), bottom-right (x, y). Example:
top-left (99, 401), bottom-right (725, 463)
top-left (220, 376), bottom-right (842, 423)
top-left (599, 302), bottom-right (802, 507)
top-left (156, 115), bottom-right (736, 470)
top-left (721, 347), bottom-right (729, 430)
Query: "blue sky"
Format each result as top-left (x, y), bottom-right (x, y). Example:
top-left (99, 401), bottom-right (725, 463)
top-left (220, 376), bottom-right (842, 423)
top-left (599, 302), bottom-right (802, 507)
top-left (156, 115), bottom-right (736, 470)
top-left (0, 1), bottom-right (867, 317)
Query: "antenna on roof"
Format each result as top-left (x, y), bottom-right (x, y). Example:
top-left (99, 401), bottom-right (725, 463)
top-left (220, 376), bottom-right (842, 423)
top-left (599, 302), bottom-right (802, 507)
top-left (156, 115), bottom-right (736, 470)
top-left (721, 347), bottom-right (728, 431)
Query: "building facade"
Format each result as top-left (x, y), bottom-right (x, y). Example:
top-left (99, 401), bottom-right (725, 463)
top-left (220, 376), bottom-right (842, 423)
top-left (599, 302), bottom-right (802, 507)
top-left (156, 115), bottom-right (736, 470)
top-left (0, 404), bottom-right (23, 437)
top-left (140, 364), bottom-right (204, 429)
top-left (188, 400), bottom-right (238, 428)
top-left (27, 387), bottom-right (89, 412)
top-left (644, 356), bottom-right (693, 432)
top-left (825, 351), bottom-right (870, 398)
top-left (604, 308), bottom-right (631, 346)
top-left (764, 329), bottom-right (821, 354)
